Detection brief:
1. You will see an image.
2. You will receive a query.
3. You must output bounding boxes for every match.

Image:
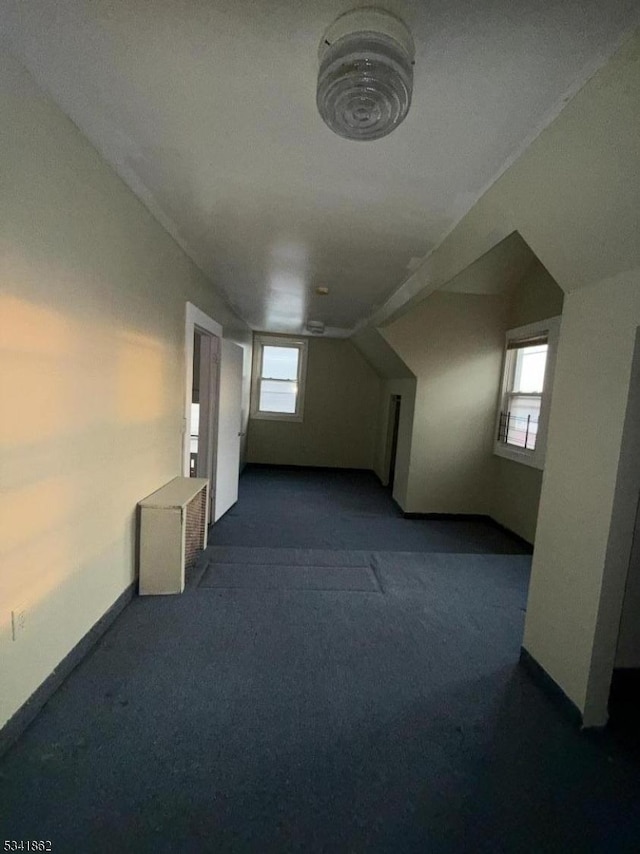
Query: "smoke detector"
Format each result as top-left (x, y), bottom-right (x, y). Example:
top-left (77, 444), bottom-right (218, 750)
top-left (317, 8), bottom-right (414, 141)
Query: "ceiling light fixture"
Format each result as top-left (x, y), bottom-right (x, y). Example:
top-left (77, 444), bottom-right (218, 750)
top-left (317, 8), bottom-right (414, 142)
top-left (307, 320), bottom-right (325, 335)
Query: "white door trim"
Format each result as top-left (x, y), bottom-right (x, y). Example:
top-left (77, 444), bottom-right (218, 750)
top-left (183, 302), bottom-right (223, 478)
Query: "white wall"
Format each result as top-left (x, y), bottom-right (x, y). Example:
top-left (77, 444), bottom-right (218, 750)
top-left (0, 53), bottom-right (251, 728)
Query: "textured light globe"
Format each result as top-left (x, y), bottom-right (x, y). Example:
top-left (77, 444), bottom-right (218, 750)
top-left (317, 9), bottom-right (414, 142)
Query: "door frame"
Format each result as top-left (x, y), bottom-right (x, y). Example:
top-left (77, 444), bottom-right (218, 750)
top-left (183, 303), bottom-right (222, 517)
top-left (387, 394), bottom-right (402, 490)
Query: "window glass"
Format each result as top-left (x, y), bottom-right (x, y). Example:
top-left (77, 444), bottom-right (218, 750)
top-left (252, 336), bottom-right (308, 421)
top-left (500, 342), bottom-right (548, 451)
top-left (513, 344), bottom-right (547, 393)
top-left (262, 346), bottom-right (299, 380)
top-left (259, 379), bottom-right (298, 413)
top-left (503, 395), bottom-right (541, 449)
top-left (495, 317), bottom-right (560, 469)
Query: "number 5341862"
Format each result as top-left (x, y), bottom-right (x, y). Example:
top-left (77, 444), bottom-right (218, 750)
top-left (4, 843), bottom-right (52, 851)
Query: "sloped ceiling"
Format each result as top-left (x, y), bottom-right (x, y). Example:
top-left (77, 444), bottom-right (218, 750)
top-left (2, 0), bottom-right (638, 335)
top-left (352, 327), bottom-right (415, 380)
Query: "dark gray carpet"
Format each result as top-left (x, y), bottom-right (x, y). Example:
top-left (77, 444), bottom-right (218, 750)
top-left (199, 562), bottom-right (380, 592)
top-left (208, 466), bottom-right (531, 553)
top-left (203, 546), bottom-right (372, 566)
top-left (1, 466), bottom-right (638, 852)
top-left (198, 547), bottom-right (377, 591)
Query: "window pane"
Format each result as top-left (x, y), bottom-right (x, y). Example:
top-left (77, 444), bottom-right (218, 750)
top-left (504, 395), bottom-right (541, 449)
top-left (259, 379), bottom-right (298, 413)
top-left (262, 346), bottom-right (299, 380)
top-left (513, 344), bottom-right (547, 393)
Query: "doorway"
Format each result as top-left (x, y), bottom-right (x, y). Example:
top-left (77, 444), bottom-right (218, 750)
top-left (190, 328), bottom-right (219, 482)
top-left (184, 302), bottom-right (223, 522)
top-left (386, 394), bottom-right (402, 492)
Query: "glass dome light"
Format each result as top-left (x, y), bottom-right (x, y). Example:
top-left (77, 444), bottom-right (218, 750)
top-left (317, 8), bottom-right (414, 142)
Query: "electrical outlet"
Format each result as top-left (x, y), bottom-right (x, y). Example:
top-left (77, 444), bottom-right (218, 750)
top-left (11, 606), bottom-right (26, 641)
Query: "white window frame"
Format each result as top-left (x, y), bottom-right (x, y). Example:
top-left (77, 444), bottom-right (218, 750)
top-left (494, 315), bottom-right (562, 470)
top-left (250, 335), bottom-right (308, 422)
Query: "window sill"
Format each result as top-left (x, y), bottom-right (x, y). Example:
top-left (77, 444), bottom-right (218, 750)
top-left (250, 410), bottom-right (304, 423)
top-left (494, 443), bottom-right (544, 471)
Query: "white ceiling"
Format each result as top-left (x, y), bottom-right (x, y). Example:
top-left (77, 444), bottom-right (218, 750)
top-left (2, 0), bottom-right (638, 336)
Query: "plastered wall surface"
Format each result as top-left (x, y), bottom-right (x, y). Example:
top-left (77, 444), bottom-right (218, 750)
top-left (379, 256), bottom-right (563, 538)
top-left (0, 54), bottom-right (250, 727)
top-left (351, 327), bottom-right (415, 509)
top-left (377, 252), bottom-right (563, 542)
top-left (383, 292), bottom-right (506, 514)
top-left (2, 22), bottom-right (639, 733)
top-left (488, 262), bottom-right (564, 543)
top-left (373, 378), bottom-right (416, 510)
top-left (616, 501), bottom-right (640, 669)
top-left (375, 31), bottom-right (640, 722)
top-left (507, 262), bottom-right (565, 330)
top-left (524, 278), bottom-right (640, 723)
top-left (612, 329), bottom-right (640, 671)
top-left (247, 337), bottom-right (381, 470)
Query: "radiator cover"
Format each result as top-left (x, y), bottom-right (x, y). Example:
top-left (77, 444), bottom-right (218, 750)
top-left (138, 477), bottom-right (209, 595)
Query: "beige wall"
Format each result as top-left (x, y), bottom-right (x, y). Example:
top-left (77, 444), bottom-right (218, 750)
top-left (351, 326), bottom-right (415, 508)
top-left (488, 261), bottom-right (565, 543)
top-left (247, 336), bottom-right (381, 470)
top-left (376, 257), bottom-right (562, 539)
top-left (383, 292), bottom-right (506, 514)
top-left (524, 278), bottom-right (640, 723)
top-left (616, 501), bottom-right (640, 669)
top-left (0, 54), bottom-right (251, 728)
top-left (612, 331), bottom-right (640, 670)
top-left (374, 30), bottom-right (640, 724)
top-left (2, 26), bottom-right (638, 739)
top-left (489, 460), bottom-right (542, 545)
top-left (373, 378), bottom-right (416, 509)
top-left (507, 261), bottom-right (565, 330)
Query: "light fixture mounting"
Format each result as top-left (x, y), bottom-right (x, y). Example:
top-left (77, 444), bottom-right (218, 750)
top-left (306, 320), bottom-right (325, 335)
top-left (317, 8), bottom-right (414, 142)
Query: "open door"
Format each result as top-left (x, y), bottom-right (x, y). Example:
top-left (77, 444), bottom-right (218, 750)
top-left (214, 340), bottom-right (243, 521)
top-left (184, 302), bottom-right (223, 522)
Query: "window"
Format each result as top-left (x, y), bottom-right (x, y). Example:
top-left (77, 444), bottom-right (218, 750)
top-left (495, 316), bottom-right (561, 469)
top-left (250, 335), bottom-right (308, 421)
